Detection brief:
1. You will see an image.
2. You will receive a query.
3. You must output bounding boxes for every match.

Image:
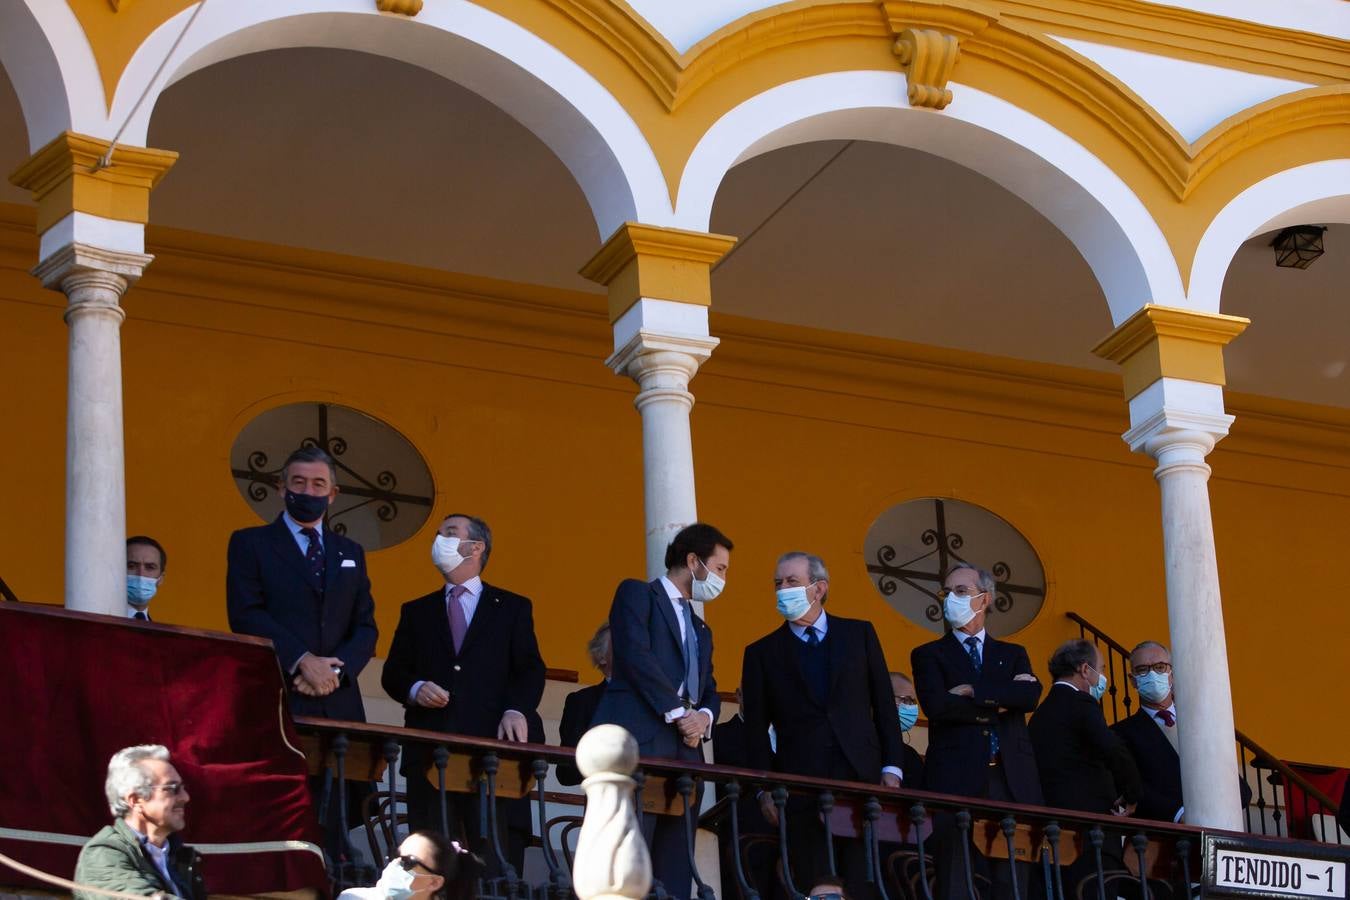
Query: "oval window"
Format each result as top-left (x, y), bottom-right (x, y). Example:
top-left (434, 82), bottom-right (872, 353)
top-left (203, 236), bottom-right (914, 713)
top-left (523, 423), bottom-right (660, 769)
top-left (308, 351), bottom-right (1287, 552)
top-left (864, 498), bottom-right (1045, 637)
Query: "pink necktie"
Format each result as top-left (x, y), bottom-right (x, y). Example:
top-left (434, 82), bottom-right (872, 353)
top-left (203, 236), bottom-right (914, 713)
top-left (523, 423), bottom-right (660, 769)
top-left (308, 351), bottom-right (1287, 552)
top-left (448, 584), bottom-right (468, 654)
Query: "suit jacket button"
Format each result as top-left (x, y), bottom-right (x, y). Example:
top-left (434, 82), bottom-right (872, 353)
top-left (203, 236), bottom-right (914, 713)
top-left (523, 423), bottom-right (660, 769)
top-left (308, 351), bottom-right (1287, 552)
top-left (982, 729), bottom-right (990, 736)
top-left (453, 665), bottom-right (462, 672)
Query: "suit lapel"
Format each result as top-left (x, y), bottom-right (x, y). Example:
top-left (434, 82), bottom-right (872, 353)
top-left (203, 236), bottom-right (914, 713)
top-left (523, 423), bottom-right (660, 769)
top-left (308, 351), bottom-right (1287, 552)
top-left (826, 617), bottom-right (847, 699)
top-left (267, 515), bottom-right (316, 587)
top-left (427, 586), bottom-right (456, 660)
top-left (652, 579), bottom-right (685, 657)
top-left (324, 531), bottom-right (344, 590)
top-left (943, 630), bottom-right (980, 678)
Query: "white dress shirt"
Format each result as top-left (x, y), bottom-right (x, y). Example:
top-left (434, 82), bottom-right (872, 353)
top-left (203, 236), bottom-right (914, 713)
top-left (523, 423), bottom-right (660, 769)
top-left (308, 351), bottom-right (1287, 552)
top-left (658, 576), bottom-right (713, 736)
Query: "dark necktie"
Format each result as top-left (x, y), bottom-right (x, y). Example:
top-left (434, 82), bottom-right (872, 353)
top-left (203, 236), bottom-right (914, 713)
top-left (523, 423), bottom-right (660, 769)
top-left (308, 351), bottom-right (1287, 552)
top-left (300, 527), bottom-right (325, 589)
top-left (133, 611), bottom-right (148, 621)
top-left (1157, 708), bottom-right (1175, 727)
top-left (965, 636), bottom-right (1000, 760)
top-left (805, 625), bottom-right (820, 646)
top-left (679, 598), bottom-right (700, 704)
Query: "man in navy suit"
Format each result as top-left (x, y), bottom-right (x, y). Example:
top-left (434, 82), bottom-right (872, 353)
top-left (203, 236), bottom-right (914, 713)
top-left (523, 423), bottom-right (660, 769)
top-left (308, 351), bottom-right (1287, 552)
top-left (911, 562), bottom-right (1043, 900)
top-left (592, 522), bottom-right (731, 900)
top-left (381, 512), bottom-right (546, 862)
top-left (226, 445), bottom-right (378, 721)
top-left (742, 551), bottom-right (905, 897)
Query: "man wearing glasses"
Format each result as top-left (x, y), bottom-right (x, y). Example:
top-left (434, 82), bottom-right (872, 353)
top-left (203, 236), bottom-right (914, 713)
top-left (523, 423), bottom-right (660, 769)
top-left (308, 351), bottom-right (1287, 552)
top-left (74, 744), bottom-right (204, 900)
top-left (1111, 640), bottom-right (1250, 822)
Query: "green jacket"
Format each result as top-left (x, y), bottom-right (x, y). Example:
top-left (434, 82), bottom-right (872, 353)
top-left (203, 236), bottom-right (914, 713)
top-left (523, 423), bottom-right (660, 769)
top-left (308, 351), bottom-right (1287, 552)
top-left (73, 818), bottom-right (205, 900)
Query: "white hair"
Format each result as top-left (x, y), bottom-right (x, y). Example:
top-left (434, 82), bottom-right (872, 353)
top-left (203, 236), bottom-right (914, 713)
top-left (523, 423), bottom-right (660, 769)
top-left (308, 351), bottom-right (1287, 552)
top-left (105, 745), bottom-right (170, 817)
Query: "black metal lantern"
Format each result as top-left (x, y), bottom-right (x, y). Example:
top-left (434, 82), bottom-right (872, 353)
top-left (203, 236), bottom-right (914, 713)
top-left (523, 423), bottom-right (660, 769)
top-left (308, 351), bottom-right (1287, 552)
top-left (1271, 225), bottom-right (1326, 269)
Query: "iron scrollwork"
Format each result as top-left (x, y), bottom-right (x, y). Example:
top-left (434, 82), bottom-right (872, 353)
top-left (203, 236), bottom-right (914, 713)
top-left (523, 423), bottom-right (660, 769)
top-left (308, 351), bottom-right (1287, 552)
top-left (231, 403), bottom-right (432, 535)
top-left (866, 498), bottom-right (1043, 625)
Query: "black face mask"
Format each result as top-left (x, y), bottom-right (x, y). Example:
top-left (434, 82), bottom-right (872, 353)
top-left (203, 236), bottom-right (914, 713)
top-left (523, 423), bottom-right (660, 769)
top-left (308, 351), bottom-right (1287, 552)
top-left (284, 490), bottom-right (329, 523)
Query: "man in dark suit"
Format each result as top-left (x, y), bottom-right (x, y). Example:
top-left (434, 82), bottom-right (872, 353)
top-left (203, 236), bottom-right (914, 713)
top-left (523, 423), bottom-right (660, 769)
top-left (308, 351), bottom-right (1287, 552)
top-left (126, 536), bottom-right (166, 622)
top-left (1111, 640), bottom-right (1250, 824)
top-left (1030, 639), bottom-right (1140, 815)
top-left (381, 512), bottom-right (546, 866)
top-left (911, 562), bottom-right (1042, 900)
top-left (742, 551), bottom-right (905, 898)
top-left (592, 522), bottom-right (730, 900)
top-left (890, 672), bottom-right (926, 790)
top-left (227, 445), bottom-right (378, 722)
top-left (557, 622), bottom-right (611, 786)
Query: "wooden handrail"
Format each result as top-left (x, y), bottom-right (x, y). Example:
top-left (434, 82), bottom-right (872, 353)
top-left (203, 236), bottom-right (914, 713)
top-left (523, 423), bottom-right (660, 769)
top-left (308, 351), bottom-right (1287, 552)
top-left (1236, 728), bottom-right (1341, 812)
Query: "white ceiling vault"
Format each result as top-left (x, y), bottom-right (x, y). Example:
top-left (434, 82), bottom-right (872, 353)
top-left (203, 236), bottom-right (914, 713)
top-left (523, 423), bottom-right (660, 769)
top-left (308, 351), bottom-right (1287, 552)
top-left (0, 46), bottom-right (1344, 407)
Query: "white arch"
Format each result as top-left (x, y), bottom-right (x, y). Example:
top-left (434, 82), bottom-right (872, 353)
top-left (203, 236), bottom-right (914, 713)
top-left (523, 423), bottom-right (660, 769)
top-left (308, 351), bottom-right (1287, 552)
top-left (1188, 160), bottom-right (1350, 311)
top-left (105, 0), bottom-right (671, 238)
top-left (675, 71), bottom-right (1184, 324)
top-left (0, 0), bottom-right (106, 151)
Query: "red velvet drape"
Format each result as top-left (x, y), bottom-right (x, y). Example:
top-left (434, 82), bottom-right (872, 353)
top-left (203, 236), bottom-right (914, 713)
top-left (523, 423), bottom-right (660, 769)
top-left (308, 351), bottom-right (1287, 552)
top-left (0, 603), bottom-right (327, 894)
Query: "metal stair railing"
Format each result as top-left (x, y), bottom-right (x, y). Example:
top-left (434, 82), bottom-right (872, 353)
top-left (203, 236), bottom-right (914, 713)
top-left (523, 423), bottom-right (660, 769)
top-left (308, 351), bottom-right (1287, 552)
top-left (1066, 612), bottom-right (1346, 846)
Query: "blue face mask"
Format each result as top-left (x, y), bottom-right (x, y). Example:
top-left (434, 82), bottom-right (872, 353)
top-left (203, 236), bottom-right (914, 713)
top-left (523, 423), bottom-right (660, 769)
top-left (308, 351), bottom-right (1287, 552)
top-left (775, 585), bottom-right (812, 621)
top-left (1134, 670), bottom-right (1171, 704)
top-left (127, 575), bottom-right (158, 605)
top-left (897, 703), bottom-right (920, 732)
top-left (1088, 667), bottom-right (1108, 702)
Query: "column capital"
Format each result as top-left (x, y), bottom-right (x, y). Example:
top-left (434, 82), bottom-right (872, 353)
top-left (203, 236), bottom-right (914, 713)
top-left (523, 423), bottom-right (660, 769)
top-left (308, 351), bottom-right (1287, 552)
top-left (606, 329), bottom-right (720, 383)
top-left (9, 132), bottom-right (178, 238)
top-left (1092, 304), bottom-right (1249, 402)
top-left (32, 242), bottom-right (154, 292)
top-left (580, 222), bottom-right (736, 323)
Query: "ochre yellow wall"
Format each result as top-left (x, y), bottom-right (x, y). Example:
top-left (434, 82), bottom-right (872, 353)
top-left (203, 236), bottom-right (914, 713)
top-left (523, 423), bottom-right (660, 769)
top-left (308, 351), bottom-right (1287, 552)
top-left (1, 204), bottom-right (1348, 767)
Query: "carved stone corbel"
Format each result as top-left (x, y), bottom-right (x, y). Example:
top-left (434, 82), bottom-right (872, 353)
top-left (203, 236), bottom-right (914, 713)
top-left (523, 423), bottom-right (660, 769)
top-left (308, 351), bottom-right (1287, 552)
top-left (376, 0), bottom-right (423, 15)
top-left (880, 0), bottom-right (1000, 110)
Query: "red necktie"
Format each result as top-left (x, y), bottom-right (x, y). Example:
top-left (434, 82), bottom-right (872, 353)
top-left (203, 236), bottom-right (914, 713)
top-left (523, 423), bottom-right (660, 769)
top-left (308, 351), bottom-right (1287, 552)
top-left (1157, 708), bottom-right (1175, 727)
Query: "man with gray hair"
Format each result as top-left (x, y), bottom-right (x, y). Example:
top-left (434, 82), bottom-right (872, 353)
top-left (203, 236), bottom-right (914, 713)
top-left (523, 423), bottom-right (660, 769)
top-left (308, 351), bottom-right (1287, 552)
top-left (911, 561), bottom-right (1042, 900)
top-left (741, 550), bottom-right (905, 897)
top-left (73, 744), bottom-right (204, 899)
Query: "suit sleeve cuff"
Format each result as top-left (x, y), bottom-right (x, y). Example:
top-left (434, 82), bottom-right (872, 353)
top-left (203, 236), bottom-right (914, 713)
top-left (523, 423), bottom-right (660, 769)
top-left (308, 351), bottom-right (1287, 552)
top-left (1173, 806), bottom-right (1185, 823)
top-left (664, 707), bottom-right (687, 723)
top-left (699, 708), bottom-right (714, 739)
top-left (290, 651), bottom-right (311, 675)
top-left (409, 680), bottom-right (425, 704)
top-left (882, 765), bottom-right (903, 781)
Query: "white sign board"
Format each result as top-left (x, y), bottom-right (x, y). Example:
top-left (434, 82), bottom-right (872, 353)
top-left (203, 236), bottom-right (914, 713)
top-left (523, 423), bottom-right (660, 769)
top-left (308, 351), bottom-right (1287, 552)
top-left (1213, 848), bottom-right (1346, 899)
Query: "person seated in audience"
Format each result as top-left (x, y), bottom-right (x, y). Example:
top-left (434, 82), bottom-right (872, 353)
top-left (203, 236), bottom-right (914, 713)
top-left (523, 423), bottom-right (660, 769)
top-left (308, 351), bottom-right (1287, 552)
top-left (74, 744), bottom-right (204, 900)
top-left (1111, 640), bottom-right (1251, 823)
top-left (557, 622), bottom-right (611, 786)
top-left (126, 536), bottom-right (167, 622)
top-left (807, 876), bottom-right (851, 900)
top-left (338, 830), bottom-right (485, 900)
top-left (890, 671), bottom-right (926, 790)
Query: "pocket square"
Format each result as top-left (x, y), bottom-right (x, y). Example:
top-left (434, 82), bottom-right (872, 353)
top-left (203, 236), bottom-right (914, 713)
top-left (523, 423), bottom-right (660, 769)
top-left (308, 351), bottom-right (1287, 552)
top-left (341, 559), bottom-right (357, 568)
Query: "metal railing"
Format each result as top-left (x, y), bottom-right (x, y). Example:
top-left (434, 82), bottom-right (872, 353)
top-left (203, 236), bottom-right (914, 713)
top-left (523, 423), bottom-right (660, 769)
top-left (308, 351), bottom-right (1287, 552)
top-left (1067, 612), bottom-right (1345, 846)
top-left (296, 716), bottom-right (1225, 900)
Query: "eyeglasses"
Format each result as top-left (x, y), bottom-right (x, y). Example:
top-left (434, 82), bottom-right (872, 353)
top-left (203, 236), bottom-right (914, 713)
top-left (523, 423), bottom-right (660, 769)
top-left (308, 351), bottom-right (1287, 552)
top-left (1131, 663), bottom-right (1172, 677)
top-left (894, 695), bottom-right (917, 705)
top-left (152, 782), bottom-right (185, 797)
top-left (397, 855), bottom-right (441, 877)
top-left (809, 892), bottom-right (846, 900)
top-left (943, 587), bottom-right (985, 599)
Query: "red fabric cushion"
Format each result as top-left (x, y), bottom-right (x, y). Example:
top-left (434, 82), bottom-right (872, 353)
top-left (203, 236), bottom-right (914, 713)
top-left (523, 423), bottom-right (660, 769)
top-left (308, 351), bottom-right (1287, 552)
top-left (1282, 764), bottom-right (1349, 840)
top-left (0, 603), bottom-right (327, 895)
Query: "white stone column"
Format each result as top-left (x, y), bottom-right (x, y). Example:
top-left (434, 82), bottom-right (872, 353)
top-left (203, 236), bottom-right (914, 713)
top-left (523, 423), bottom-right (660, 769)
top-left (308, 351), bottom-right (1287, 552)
top-left (608, 329), bottom-right (718, 579)
top-left (1124, 382), bottom-right (1243, 830)
top-left (33, 243), bottom-right (152, 615)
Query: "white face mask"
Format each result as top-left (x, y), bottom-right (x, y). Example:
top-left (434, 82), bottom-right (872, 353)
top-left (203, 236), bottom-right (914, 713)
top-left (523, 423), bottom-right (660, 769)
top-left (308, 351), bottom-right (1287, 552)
top-left (375, 859), bottom-right (417, 900)
top-left (432, 534), bottom-right (466, 574)
top-left (943, 590), bottom-right (983, 628)
top-left (691, 557), bottom-right (725, 603)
